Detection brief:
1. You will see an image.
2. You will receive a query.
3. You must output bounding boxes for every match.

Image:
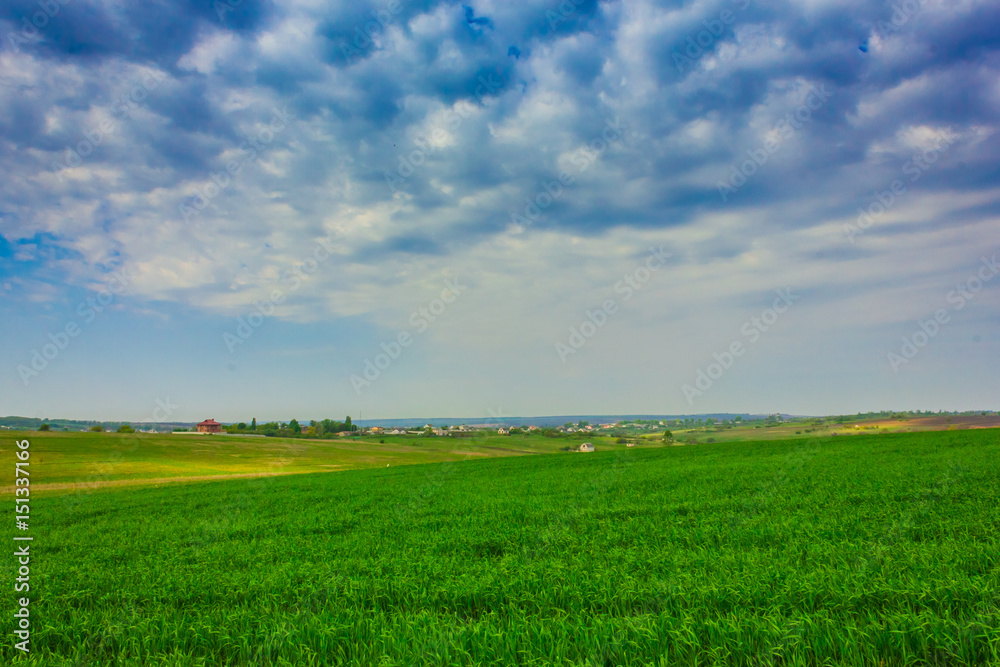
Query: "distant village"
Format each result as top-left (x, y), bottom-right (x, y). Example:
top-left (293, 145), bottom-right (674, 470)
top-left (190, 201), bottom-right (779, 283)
top-left (3, 411), bottom-right (995, 438)
top-left (183, 417), bottom-right (678, 438)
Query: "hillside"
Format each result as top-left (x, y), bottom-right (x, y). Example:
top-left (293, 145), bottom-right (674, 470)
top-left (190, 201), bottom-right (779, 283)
top-left (3, 429), bottom-right (998, 665)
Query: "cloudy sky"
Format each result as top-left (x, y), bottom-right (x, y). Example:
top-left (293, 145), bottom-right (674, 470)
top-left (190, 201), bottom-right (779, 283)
top-left (1, 0), bottom-right (998, 422)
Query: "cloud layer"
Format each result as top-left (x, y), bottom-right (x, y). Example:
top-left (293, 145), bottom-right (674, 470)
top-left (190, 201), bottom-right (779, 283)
top-left (2, 0), bottom-right (998, 419)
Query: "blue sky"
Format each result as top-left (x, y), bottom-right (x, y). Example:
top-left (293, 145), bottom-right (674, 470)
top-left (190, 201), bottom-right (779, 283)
top-left (1, 0), bottom-right (998, 422)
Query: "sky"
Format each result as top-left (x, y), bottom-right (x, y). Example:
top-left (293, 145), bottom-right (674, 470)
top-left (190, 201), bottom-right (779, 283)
top-left (1, 0), bottom-right (998, 422)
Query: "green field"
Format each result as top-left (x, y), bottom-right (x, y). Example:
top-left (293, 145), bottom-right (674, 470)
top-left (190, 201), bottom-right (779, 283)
top-left (0, 430), bottom-right (624, 490)
top-left (2, 429), bottom-right (999, 665)
top-left (645, 415), bottom-right (1000, 446)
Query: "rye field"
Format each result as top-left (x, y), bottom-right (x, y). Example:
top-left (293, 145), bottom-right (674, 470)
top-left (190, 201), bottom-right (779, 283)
top-left (2, 429), bottom-right (999, 666)
top-left (0, 430), bottom-right (602, 491)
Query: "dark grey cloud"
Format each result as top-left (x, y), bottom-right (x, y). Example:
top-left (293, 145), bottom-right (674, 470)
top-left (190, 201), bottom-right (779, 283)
top-left (0, 0), bottom-right (997, 296)
top-left (3, 0), bottom-right (273, 63)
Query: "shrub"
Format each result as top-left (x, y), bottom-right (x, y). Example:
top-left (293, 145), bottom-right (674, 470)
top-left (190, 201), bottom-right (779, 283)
top-left (39, 423), bottom-right (51, 431)
top-left (90, 425), bottom-right (103, 432)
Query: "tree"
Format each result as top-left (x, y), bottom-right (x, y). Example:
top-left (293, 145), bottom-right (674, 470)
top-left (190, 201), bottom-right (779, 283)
top-left (289, 419), bottom-right (301, 434)
top-left (345, 416), bottom-right (353, 432)
top-left (237, 422), bottom-right (247, 430)
top-left (663, 430), bottom-right (673, 442)
top-left (39, 423), bottom-right (51, 431)
top-left (251, 418), bottom-right (257, 430)
top-left (91, 425), bottom-right (103, 432)
top-left (118, 424), bottom-right (134, 433)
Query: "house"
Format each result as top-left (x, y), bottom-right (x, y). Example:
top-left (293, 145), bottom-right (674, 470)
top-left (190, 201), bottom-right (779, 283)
top-left (579, 442), bottom-right (595, 452)
top-left (626, 443), bottom-right (635, 448)
top-left (369, 426), bottom-right (384, 434)
top-left (196, 418), bottom-right (222, 433)
top-left (497, 428), bottom-right (508, 435)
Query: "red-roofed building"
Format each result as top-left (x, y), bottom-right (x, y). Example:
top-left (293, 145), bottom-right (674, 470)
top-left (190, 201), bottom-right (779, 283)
top-left (196, 418), bottom-right (223, 433)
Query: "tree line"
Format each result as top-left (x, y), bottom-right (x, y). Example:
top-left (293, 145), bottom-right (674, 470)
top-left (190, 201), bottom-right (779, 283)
top-left (223, 417), bottom-right (358, 438)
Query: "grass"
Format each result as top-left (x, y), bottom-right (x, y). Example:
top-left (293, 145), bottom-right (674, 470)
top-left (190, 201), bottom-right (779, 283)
top-left (0, 430), bottom-right (627, 489)
top-left (2, 429), bottom-right (999, 665)
top-left (661, 421), bottom-right (937, 445)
